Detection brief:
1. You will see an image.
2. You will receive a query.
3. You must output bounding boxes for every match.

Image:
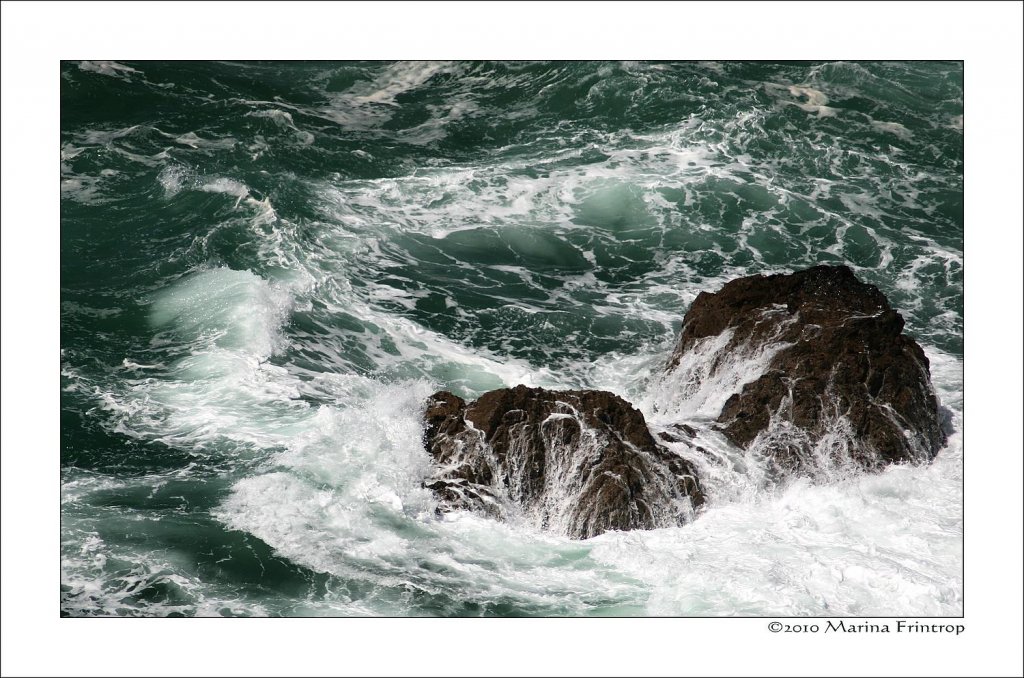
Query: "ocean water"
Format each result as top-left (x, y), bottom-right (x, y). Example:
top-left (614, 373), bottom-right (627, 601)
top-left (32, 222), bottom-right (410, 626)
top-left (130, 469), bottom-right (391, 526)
top-left (60, 60), bottom-right (963, 617)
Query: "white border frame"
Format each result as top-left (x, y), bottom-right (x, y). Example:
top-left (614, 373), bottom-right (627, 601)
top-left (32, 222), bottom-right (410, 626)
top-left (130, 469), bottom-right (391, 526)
top-left (3, 1), bottom-right (1022, 676)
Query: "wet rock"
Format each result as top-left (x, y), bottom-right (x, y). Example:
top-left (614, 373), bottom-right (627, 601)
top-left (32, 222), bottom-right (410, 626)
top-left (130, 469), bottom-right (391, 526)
top-left (657, 423), bottom-right (698, 443)
top-left (422, 385), bottom-right (704, 539)
top-left (667, 265), bottom-right (946, 476)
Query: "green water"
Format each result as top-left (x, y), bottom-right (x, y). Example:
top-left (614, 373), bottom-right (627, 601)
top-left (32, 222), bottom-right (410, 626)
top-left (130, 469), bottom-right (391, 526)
top-left (61, 61), bottom-right (963, 617)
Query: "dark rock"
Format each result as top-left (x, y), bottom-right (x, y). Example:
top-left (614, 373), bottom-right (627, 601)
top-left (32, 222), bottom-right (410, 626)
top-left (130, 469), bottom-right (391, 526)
top-left (656, 423), bottom-right (699, 443)
top-left (422, 385), bottom-right (704, 539)
top-left (667, 265), bottom-right (945, 476)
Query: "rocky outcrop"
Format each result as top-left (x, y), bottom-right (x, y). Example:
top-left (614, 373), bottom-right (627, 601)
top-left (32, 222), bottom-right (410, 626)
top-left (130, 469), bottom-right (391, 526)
top-left (423, 385), bottom-right (704, 540)
top-left (667, 265), bottom-right (946, 477)
top-left (420, 265), bottom-right (945, 538)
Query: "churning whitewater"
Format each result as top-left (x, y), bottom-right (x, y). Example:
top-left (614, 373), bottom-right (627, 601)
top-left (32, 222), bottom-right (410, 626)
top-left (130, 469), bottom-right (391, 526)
top-left (61, 61), bottom-right (963, 616)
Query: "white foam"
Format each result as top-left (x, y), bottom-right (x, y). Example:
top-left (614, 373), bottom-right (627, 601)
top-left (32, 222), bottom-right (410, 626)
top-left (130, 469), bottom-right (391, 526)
top-left (61, 143), bottom-right (84, 161)
top-left (77, 60), bottom-right (140, 79)
top-left (175, 131), bottom-right (237, 151)
top-left (642, 308), bottom-right (797, 425)
top-left (195, 177), bottom-right (278, 225)
top-left (151, 268), bottom-right (290, 355)
top-left (400, 95), bottom-right (479, 145)
top-left (319, 61), bottom-right (458, 132)
top-left (248, 109), bottom-right (315, 145)
top-left (198, 177), bottom-right (250, 201)
top-left (215, 379), bottom-right (438, 548)
top-left (306, 124), bottom-right (731, 246)
top-left (352, 61), bottom-right (454, 106)
top-left (157, 165), bottom-right (193, 197)
top-left (60, 175), bottom-right (108, 204)
top-left (870, 119), bottom-right (913, 140)
top-left (207, 344), bottom-right (962, 615)
top-left (251, 108), bottom-right (296, 128)
top-left (589, 437), bottom-right (962, 615)
top-left (763, 83), bottom-right (838, 117)
top-left (210, 380), bottom-right (654, 613)
top-left (82, 268), bottom-right (314, 452)
top-left (788, 85), bottom-right (829, 107)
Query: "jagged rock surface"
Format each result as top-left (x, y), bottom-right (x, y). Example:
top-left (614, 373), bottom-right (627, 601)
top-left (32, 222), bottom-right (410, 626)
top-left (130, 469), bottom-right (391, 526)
top-left (423, 385), bottom-right (704, 539)
top-left (668, 265), bottom-right (946, 476)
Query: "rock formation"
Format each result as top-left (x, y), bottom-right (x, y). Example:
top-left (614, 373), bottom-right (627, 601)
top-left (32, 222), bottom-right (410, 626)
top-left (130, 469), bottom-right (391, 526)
top-left (666, 265), bottom-right (946, 477)
top-left (422, 385), bottom-right (704, 539)
top-left (420, 265), bottom-right (946, 538)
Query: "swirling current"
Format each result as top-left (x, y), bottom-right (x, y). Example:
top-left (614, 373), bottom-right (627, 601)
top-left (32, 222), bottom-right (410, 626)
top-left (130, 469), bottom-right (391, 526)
top-left (61, 61), bottom-right (963, 617)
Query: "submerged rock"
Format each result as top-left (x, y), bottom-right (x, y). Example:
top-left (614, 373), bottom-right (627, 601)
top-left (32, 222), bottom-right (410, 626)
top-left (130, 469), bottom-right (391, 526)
top-left (666, 265), bottom-right (946, 477)
top-left (422, 385), bottom-right (704, 539)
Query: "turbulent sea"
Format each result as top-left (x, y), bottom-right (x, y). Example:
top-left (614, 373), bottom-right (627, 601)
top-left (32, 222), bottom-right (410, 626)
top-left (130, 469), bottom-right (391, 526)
top-left (60, 61), bottom-right (964, 617)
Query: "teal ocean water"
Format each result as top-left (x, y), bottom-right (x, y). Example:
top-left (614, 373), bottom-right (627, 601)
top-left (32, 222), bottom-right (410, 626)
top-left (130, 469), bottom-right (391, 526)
top-left (61, 61), bottom-right (963, 617)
